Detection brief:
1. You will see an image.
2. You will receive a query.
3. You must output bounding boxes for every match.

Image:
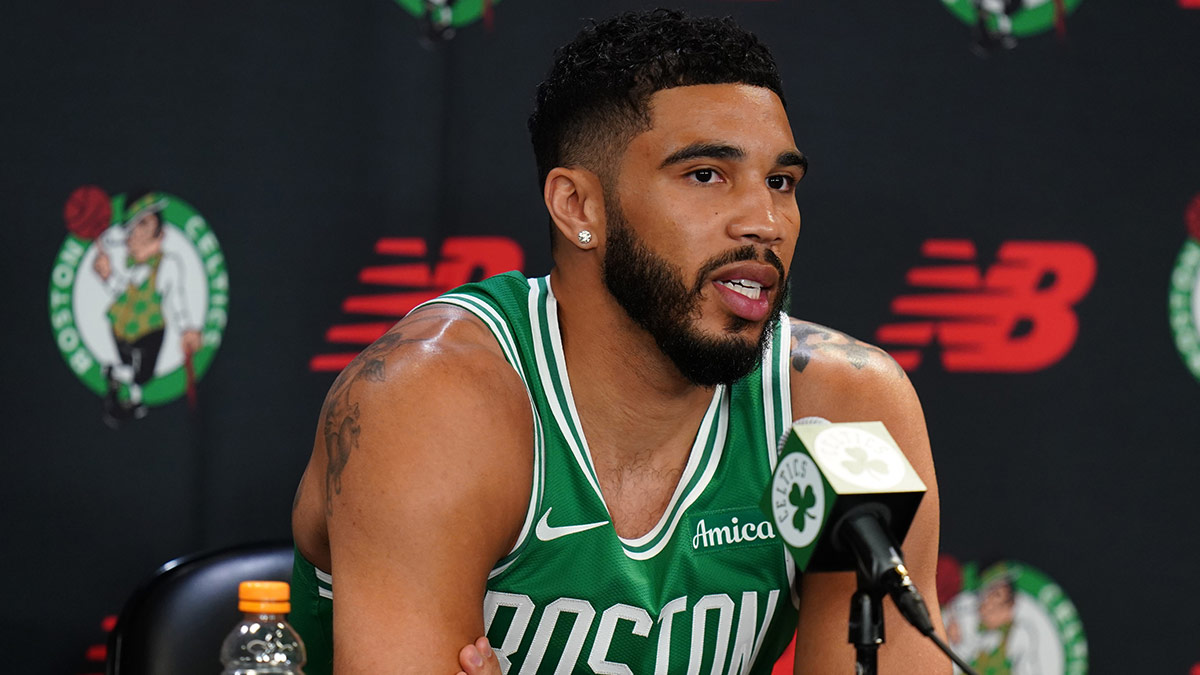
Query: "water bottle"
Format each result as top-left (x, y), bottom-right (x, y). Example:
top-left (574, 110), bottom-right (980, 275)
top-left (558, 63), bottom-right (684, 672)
top-left (219, 580), bottom-right (307, 674)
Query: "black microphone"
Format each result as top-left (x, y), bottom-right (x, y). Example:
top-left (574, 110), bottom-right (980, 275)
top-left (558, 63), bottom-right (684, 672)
top-left (759, 418), bottom-right (934, 634)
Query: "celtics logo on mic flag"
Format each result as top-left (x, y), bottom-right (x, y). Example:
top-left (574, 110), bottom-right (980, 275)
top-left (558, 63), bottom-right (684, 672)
top-left (49, 186), bottom-right (229, 427)
top-left (768, 451), bottom-right (829, 559)
top-left (762, 421), bottom-right (926, 572)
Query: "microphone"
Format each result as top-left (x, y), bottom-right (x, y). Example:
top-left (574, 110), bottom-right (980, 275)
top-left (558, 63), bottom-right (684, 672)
top-left (759, 418), bottom-right (935, 636)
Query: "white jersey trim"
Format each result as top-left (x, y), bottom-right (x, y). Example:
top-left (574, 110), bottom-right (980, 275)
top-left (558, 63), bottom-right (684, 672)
top-left (765, 313), bottom-right (792, 472)
top-left (529, 278), bottom-right (608, 503)
top-left (623, 391), bottom-right (729, 561)
top-left (533, 277), bottom-right (728, 560)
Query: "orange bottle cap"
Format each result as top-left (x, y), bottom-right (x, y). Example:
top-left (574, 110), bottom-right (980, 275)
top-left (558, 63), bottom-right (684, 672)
top-left (238, 580), bottom-right (291, 614)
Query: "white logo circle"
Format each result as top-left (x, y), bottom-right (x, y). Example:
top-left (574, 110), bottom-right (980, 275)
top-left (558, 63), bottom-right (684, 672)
top-left (813, 427), bottom-right (905, 490)
top-left (771, 453), bottom-right (825, 549)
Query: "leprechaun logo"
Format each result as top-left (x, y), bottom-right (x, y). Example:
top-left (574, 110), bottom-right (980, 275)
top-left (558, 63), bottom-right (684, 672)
top-left (49, 186), bottom-right (228, 428)
top-left (391, 0), bottom-right (499, 41)
top-left (939, 557), bottom-right (1088, 674)
top-left (941, 0), bottom-right (1083, 51)
top-left (1169, 194), bottom-right (1200, 384)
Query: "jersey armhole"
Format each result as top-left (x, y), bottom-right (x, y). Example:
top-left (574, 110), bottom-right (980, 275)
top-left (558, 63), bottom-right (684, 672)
top-left (765, 313), bottom-right (800, 609)
top-left (764, 312), bottom-right (793, 472)
top-left (415, 294), bottom-right (544, 578)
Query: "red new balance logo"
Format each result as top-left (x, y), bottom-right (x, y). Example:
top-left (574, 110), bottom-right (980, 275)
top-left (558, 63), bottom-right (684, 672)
top-left (310, 236), bottom-right (524, 372)
top-left (875, 239), bottom-right (1096, 373)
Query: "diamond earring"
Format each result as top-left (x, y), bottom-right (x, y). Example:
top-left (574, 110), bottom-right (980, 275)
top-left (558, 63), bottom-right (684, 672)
top-left (577, 230), bottom-right (593, 245)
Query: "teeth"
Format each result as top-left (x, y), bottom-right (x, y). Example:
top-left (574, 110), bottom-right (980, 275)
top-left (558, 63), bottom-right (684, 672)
top-left (717, 279), bottom-right (763, 300)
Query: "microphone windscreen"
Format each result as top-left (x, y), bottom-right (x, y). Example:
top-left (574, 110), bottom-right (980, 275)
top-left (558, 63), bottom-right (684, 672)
top-left (778, 416), bottom-right (831, 455)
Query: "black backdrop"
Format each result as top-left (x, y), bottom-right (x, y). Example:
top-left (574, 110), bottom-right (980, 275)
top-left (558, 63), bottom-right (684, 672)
top-left (3, 1), bottom-right (1199, 673)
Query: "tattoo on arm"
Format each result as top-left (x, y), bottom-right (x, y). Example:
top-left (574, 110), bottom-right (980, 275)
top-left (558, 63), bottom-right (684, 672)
top-left (320, 326), bottom-right (432, 515)
top-left (323, 394), bottom-right (360, 516)
top-left (789, 321), bottom-right (906, 378)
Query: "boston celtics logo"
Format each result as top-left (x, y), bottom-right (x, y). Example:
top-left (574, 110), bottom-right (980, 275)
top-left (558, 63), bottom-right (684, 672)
top-left (49, 186), bottom-right (229, 427)
top-left (1169, 194), bottom-right (1200, 384)
top-left (812, 425), bottom-right (907, 490)
top-left (940, 557), bottom-right (1087, 674)
top-left (770, 452), bottom-right (826, 549)
top-left (941, 0), bottom-right (1083, 50)
top-left (391, 0), bottom-right (500, 41)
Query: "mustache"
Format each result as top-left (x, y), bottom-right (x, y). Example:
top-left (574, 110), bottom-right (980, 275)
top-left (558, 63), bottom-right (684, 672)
top-left (690, 245), bottom-right (787, 295)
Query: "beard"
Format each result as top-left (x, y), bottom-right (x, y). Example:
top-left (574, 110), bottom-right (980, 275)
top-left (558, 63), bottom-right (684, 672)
top-left (601, 202), bottom-right (790, 387)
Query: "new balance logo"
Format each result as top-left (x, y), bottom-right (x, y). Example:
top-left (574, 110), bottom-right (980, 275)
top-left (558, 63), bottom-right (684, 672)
top-left (310, 236), bottom-right (524, 372)
top-left (875, 239), bottom-right (1096, 372)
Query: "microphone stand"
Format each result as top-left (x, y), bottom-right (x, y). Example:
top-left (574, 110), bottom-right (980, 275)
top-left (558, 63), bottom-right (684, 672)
top-left (848, 569), bottom-right (886, 675)
top-left (837, 506), bottom-right (981, 675)
top-left (839, 507), bottom-right (898, 674)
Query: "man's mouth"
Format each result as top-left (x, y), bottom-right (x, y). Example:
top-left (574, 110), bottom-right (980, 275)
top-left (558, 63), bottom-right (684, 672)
top-left (714, 278), bottom-right (764, 300)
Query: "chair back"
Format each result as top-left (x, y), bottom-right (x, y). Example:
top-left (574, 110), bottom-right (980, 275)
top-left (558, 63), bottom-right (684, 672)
top-left (106, 541), bottom-right (294, 675)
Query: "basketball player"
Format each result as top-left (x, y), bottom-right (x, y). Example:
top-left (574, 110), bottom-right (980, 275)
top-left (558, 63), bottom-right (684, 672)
top-left (292, 10), bottom-right (946, 673)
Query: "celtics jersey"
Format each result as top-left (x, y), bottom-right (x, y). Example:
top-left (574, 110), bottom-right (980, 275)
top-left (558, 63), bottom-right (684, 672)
top-left (293, 272), bottom-right (800, 674)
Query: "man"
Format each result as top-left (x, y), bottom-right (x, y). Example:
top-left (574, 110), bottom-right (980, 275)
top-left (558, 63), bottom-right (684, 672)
top-left (291, 9), bottom-right (947, 673)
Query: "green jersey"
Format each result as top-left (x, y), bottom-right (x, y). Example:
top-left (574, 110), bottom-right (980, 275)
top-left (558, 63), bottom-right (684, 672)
top-left (293, 272), bottom-right (800, 674)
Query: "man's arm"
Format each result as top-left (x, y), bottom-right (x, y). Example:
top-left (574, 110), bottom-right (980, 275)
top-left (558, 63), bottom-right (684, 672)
top-left (787, 320), bottom-right (950, 674)
top-left (317, 308), bottom-right (533, 673)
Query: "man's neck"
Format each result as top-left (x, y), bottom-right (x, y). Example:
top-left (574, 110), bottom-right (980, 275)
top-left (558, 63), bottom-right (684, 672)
top-left (548, 267), bottom-right (715, 467)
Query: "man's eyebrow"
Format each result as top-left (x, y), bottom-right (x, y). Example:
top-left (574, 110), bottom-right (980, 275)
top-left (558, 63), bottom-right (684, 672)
top-left (659, 143), bottom-right (745, 168)
top-left (777, 151), bottom-right (808, 173)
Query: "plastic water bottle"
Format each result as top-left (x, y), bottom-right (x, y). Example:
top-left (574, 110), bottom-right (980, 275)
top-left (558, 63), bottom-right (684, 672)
top-left (219, 580), bottom-right (307, 674)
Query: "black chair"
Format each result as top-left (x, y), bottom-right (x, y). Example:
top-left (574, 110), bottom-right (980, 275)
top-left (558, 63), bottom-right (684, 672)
top-left (106, 541), bottom-right (294, 675)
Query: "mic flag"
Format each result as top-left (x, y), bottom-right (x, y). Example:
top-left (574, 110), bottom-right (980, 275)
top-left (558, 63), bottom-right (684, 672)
top-left (759, 420), bottom-right (926, 573)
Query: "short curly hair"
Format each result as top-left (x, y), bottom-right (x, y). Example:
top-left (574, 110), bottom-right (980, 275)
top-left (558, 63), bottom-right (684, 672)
top-left (528, 9), bottom-right (786, 189)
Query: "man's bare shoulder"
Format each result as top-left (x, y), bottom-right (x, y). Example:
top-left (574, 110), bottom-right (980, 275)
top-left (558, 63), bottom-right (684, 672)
top-left (319, 303), bottom-right (528, 426)
top-left (330, 303), bottom-right (514, 393)
top-left (314, 302), bottom-right (532, 518)
top-left (786, 318), bottom-right (911, 414)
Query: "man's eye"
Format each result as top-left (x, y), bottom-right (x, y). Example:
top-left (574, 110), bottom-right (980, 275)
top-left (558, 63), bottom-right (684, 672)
top-left (767, 175), bottom-right (794, 190)
top-left (692, 169), bottom-right (717, 183)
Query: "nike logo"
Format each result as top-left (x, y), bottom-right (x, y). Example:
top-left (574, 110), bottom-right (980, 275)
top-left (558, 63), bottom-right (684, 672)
top-left (535, 507), bottom-right (609, 542)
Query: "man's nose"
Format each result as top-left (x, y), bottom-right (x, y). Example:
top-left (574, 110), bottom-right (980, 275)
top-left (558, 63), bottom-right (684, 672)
top-left (726, 183), bottom-right (790, 245)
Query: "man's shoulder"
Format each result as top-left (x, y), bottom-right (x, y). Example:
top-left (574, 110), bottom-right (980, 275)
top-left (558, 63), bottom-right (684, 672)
top-left (785, 317), bottom-right (911, 411)
top-left (314, 303), bottom-right (533, 505)
top-left (347, 303), bottom-right (520, 398)
top-left (319, 304), bottom-right (527, 437)
top-left (786, 318), bottom-right (904, 379)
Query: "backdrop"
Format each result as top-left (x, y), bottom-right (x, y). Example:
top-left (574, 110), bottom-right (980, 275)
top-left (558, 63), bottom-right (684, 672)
top-left (3, 1), bottom-right (1198, 673)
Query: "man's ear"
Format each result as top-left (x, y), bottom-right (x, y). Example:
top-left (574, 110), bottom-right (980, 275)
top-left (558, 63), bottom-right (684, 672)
top-left (543, 167), bottom-right (604, 250)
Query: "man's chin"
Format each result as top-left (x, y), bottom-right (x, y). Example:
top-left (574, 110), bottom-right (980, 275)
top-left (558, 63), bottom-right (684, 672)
top-left (722, 315), bottom-right (763, 335)
top-left (663, 324), bottom-right (774, 388)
